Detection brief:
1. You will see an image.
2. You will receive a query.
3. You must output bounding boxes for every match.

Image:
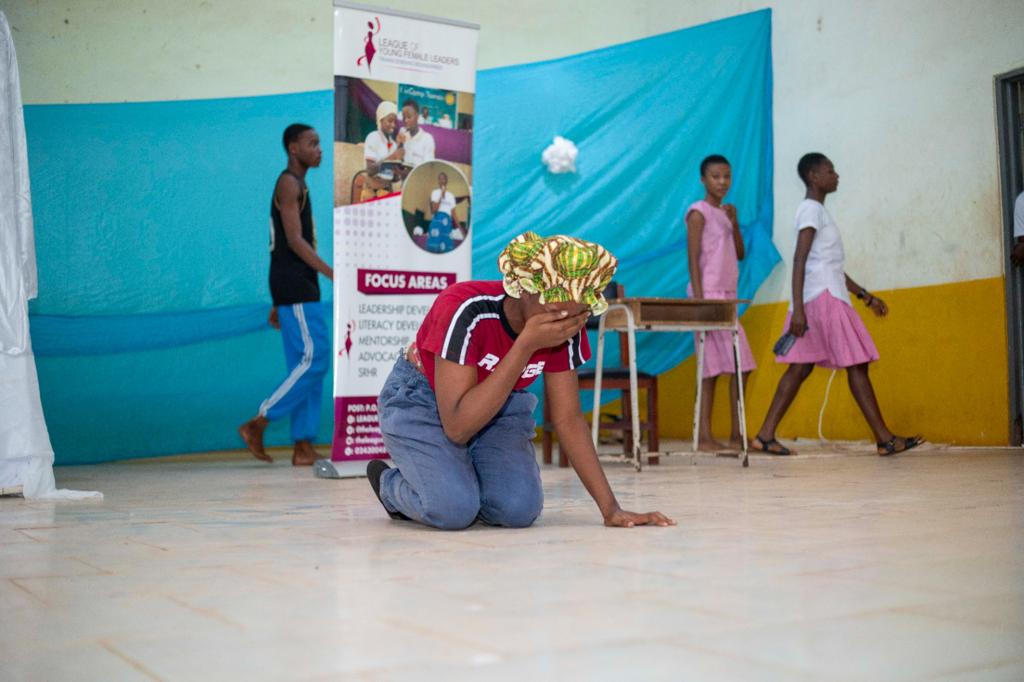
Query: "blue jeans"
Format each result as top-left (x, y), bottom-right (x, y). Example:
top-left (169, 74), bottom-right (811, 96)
top-left (259, 302), bottom-right (329, 442)
top-left (377, 356), bottom-right (543, 530)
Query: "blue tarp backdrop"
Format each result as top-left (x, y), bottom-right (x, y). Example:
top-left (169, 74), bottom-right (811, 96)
top-left (25, 91), bottom-right (336, 463)
top-left (25, 10), bottom-right (776, 463)
top-left (472, 10), bottom-right (778, 411)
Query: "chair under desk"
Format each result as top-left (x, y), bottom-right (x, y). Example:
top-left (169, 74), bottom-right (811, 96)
top-left (591, 297), bottom-right (751, 471)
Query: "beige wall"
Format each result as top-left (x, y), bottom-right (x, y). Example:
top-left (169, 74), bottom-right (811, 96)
top-left (6, 0), bottom-right (332, 103)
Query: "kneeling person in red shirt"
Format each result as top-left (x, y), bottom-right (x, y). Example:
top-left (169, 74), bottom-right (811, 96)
top-left (367, 232), bottom-right (675, 530)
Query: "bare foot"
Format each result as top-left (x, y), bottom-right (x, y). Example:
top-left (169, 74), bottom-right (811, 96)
top-left (696, 437), bottom-right (729, 453)
top-left (238, 416), bottom-right (272, 462)
top-left (727, 438), bottom-right (745, 451)
top-left (292, 440), bottom-right (319, 466)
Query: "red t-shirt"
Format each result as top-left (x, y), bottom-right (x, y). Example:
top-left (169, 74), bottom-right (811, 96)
top-left (415, 281), bottom-right (591, 391)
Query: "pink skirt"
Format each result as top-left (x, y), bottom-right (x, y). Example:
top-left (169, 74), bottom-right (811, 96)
top-left (778, 291), bottom-right (879, 369)
top-left (687, 287), bottom-right (757, 378)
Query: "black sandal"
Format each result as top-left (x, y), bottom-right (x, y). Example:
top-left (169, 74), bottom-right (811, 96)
top-left (877, 435), bottom-right (924, 457)
top-left (751, 436), bottom-right (792, 456)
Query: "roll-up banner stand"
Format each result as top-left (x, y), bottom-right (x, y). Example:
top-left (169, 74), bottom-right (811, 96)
top-left (328, 2), bottom-right (479, 476)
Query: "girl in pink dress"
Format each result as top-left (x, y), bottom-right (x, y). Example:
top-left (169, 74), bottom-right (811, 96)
top-left (685, 155), bottom-right (756, 451)
top-left (750, 153), bottom-right (923, 456)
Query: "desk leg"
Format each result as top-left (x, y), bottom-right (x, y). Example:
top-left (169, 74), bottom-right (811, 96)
top-left (733, 329), bottom-right (749, 468)
top-left (626, 320), bottom-right (641, 472)
top-left (692, 331), bottom-right (705, 454)
top-left (591, 317), bottom-right (606, 448)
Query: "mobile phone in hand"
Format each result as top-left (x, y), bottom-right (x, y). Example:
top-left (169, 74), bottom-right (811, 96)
top-left (773, 332), bottom-right (797, 356)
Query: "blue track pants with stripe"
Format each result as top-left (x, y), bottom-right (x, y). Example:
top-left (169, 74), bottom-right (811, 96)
top-left (259, 302), bottom-right (329, 442)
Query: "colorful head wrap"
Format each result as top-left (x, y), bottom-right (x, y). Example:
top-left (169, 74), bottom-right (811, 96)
top-left (497, 232), bottom-right (618, 315)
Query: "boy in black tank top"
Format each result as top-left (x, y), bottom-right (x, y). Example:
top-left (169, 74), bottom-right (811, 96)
top-left (238, 124), bottom-right (334, 466)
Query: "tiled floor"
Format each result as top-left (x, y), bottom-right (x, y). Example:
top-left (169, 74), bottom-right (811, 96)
top-left (2, 444), bottom-right (1023, 681)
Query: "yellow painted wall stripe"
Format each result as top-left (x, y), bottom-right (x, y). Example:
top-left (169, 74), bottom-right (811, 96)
top-left (653, 277), bottom-right (1010, 446)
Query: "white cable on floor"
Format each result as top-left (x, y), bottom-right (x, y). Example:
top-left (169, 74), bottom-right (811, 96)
top-left (818, 369), bottom-right (838, 444)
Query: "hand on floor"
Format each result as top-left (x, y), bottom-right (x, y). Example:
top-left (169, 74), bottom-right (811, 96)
top-left (604, 507), bottom-right (675, 528)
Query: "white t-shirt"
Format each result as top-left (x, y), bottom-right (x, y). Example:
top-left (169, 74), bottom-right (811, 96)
top-left (402, 128), bottom-right (435, 168)
top-left (363, 130), bottom-right (396, 163)
top-left (793, 199), bottom-right (850, 307)
top-left (1014, 191), bottom-right (1024, 239)
top-left (436, 114), bottom-right (454, 129)
top-left (431, 188), bottom-right (457, 215)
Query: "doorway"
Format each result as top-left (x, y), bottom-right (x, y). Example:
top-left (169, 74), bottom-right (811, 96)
top-left (996, 67), bottom-right (1024, 444)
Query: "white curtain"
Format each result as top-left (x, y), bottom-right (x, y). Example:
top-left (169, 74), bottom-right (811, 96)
top-left (0, 11), bottom-right (100, 500)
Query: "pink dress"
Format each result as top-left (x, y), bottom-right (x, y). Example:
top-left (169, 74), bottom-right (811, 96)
top-left (779, 291), bottom-right (879, 369)
top-left (685, 200), bottom-right (756, 378)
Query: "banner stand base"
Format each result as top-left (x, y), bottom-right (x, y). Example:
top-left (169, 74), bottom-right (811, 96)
top-left (314, 458), bottom-right (386, 479)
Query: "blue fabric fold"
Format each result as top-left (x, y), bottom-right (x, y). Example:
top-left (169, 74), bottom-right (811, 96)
top-left (30, 303), bottom-right (331, 356)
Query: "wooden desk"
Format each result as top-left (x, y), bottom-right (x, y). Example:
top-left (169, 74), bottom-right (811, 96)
top-left (592, 297), bottom-right (750, 470)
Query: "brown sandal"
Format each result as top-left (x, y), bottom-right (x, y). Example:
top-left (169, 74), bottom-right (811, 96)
top-left (877, 435), bottom-right (924, 456)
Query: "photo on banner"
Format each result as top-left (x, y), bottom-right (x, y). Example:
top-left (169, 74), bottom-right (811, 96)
top-left (332, 77), bottom-right (474, 208)
top-left (332, 4), bottom-right (479, 463)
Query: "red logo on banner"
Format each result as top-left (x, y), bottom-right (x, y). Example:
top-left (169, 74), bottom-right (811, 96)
top-left (337, 320), bottom-right (355, 358)
top-left (356, 17), bottom-right (382, 73)
top-left (357, 268), bottom-right (455, 295)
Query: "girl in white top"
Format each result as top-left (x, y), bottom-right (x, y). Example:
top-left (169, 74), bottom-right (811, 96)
top-left (751, 153), bottom-right (923, 457)
top-left (397, 99), bottom-right (435, 168)
top-left (431, 184), bottom-right (457, 215)
top-left (364, 100), bottom-right (403, 176)
top-left (426, 172), bottom-right (462, 253)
